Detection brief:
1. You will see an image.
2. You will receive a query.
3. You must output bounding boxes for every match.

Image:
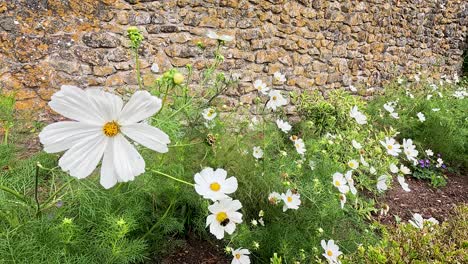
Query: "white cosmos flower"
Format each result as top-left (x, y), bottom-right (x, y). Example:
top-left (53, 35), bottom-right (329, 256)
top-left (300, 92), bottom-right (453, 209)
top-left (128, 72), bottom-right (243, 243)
top-left (389, 112), bottom-right (400, 119)
top-left (339, 193), bottom-right (346, 209)
top-left (349, 106), bottom-right (367, 125)
top-left (231, 248), bottom-right (250, 264)
top-left (294, 138), bottom-right (306, 155)
top-left (253, 79), bottom-right (269, 95)
top-left (206, 199), bottom-right (243, 239)
top-left (321, 240), bottom-right (342, 264)
top-left (417, 112), bottom-right (426, 122)
top-left (347, 160), bottom-right (359, 170)
top-left (397, 176), bottom-right (410, 192)
top-left (332, 172), bottom-right (349, 194)
top-left (425, 149), bottom-right (434, 156)
top-left (39, 86), bottom-right (170, 189)
top-left (409, 213), bottom-right (424, 229)
top-left (202, 107), bottom-right (217, 121)
top-left (383, 102), bottom-right (395, 113)
top-left (345, 170), bottom-right (357, 195)
top-left (400, 164), bottom-right (411, 175)
top-left (351, 140), bottom-right (362, 149)
top-left (252, 146), bottom-right (263, 159)
top-left (380, 137), bottom-right (401, 156)
top-left (360, 155), bottom-right (369, 167)
top-left (194, 167), bottom-right (238, 201)
top-left (281, 189), bottom-right (301, 212)
top-left (273, 71), bottom-right (286, 83)
top-left (377, 175), bottom-right (389, 192)
top-left (266, 90), bottom-right (288, 111)
top-left (389, 163), bottom-right (399, 174)
top-left (206, 30), bottom-right (234, 42)
top-left (426, 217), bottom-right (439, 225)
top-left (268, 191), bottom-right (281, 204)
top-left (276, 119), bottom-right (292, 133)
top-left (403, 138), bottom-right (418, 163)
top-left (369, 166), bottom-right (377, 175)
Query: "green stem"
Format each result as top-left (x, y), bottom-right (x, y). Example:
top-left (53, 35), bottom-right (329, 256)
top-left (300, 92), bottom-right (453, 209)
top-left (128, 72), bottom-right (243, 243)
top-left (151, 169), bottom-right (194, 186)
top-left (142, 201), bottom-right (174, 240)
top-left (134, 49), bottom-right (142, 90)
top-left (3, 128), bottom-right (9, 145)
top-left (34, 163), bottom-right (40, 216)
top-left (0, 185), bottom-right (28, 204)
top-left (168, 141), bottom-right (203, 148)
top-left (41, 178), bottom-right (73, 210)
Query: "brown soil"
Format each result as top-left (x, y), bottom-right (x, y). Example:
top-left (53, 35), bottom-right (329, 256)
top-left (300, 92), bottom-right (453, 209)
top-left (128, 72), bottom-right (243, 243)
top-left (159, 236), bottom-right (230, 264)
top-left (375, 173), bottom-right (468, 224)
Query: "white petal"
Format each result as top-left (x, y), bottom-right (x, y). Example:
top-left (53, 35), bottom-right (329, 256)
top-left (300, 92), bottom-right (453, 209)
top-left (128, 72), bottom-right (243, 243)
top-left (120, 123), bottom-right (170, 153)
top-left (39, 121), bottom-right (101, 153)
top-left (100, 141), bottom-right (118, 189)
top-left (48, 85), bottom-right (103, 125)
top-left (86, 89), bottom-right (123, 121)
top-left (224, 222), bottom-right (236, 234)
top-left (112, 134), bottom-right (145, 182)
top-left (58, 134), bottom-right (108, 179)
top-left (118, 91), bottom-right (162, 125)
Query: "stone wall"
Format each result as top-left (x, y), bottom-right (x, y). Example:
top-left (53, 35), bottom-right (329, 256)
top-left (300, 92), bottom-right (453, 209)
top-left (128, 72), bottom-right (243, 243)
top-left (0, 0), bottom-right (466, 111)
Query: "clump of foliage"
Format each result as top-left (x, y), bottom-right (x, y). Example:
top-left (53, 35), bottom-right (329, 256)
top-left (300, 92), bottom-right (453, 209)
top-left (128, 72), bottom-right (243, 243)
top-left (344, 205), bottom-right (468, 264)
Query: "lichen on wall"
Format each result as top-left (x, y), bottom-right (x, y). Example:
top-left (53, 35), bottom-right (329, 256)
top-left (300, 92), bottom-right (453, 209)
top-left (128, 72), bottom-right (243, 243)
top-left (0, 0), bottom-right (466, 111)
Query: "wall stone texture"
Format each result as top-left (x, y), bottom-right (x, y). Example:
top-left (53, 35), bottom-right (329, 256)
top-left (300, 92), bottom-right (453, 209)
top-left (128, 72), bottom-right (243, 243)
top-left (0, 0), bottom-right (467, 111)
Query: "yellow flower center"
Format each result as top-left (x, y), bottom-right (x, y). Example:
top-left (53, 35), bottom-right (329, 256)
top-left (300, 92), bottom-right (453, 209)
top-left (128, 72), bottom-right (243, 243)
top-left (348, 162), bottom-right (354, 167)
top-left (103, 121), bottom-right (120, 137)
top-left (335, 180), bottom-right (341, 186)
top-left (327, 250), bottom-right (333, 257)
top-left (287, 196), bottom-right (293, 203)
top-left (272, 96), bottom-right (277, 101)
top-left (216, 212), bottom-right (228, 223)
top-left (235, 253), bottom-right (241, 259)
top-left (210, 182), bottom-right (221, 191)
top-left (387, 144), bottom-right (393, 150)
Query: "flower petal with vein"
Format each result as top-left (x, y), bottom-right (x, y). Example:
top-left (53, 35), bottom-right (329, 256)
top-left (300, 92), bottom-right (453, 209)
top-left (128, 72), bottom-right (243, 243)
top-left (39, 85), bottom-right (170, 189)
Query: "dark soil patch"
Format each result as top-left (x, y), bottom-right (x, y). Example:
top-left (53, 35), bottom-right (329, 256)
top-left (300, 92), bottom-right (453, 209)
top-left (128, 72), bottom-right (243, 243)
top-left (376, 173), bottom-right (468, 224)
top-left (159, 236), bottom-right (230, 264)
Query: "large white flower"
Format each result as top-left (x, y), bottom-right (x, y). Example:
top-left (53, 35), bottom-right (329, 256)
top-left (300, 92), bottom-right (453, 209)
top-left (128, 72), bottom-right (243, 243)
top-left (206, 30), bottom-right (234, 42)
top-left (332, 172), bottom-right (349, 194)
top-left (409, 213), bottom-right (424, 229)
top-left (281, 189), bottom-right (301, 212)
top-left (202, 107), bottom-right (217, 121)
top-left (273, 71), bottom-right (286, 83)
top-left (349, 106), bottom-right (367, 125)
top-left (253, 79), bottom-right (269, 95)
top-left (39, 86), bottom-right (170, 189)
top-left (380, 137), bottom-right (401, 156)
top-left (276, 119), bottom-right (292, 133)
top-left (397, 176), bottom-right (411, 192)
top-left (377, 175), bottom-right (389, 192)
top-left (344, 170), bottom-right (357, 195)
top-left (293, 138), bottom-right (306, 155)
top-left (347, 159), bottom-right (359, 170)
top-left (253, 146), bottom-right (263, 159)
top-left (266, 90), bottom-right (288, 111)
top-left (402, 138), bottom-right (418, 163)
top-left (268, 191), bottom-right (281, 205)
top-left (321, 240), bottom-right (342, 264)
top-left (231, 248), bottom-right (250, 264)
top-left (206, 199), bottom-right (243, 239)
top-left (351, 140), bottom-right (362, 150)
top-left (416, 112), bottom-right (426, 122)
top-left (194, 167), bottom-right (238, 201)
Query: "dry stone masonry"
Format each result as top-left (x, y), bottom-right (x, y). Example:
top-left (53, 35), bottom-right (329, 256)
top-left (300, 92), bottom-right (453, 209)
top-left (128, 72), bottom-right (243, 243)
top-left (0, 0), bottom-right (466, 110)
